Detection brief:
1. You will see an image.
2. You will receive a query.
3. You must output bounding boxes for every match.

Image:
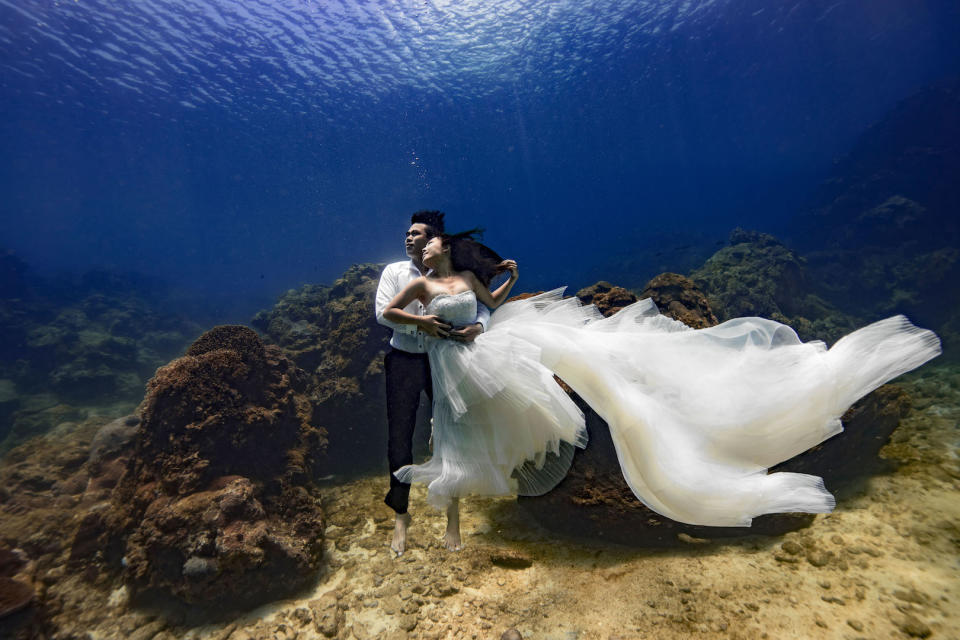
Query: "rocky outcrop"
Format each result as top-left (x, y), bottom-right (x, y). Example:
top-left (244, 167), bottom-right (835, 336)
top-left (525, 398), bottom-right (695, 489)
top-left (788, 79), bottom-right (960, 355)
top-left (253, 264), bottom-right (408, 475)
top-left (639, 272), bottom-right (718, 329)
top-left (691, 229), bottom-right (858, 344)
top-left (71, 326), bottom-right (327, 607)
top-left (574, 282), bottom-right (638, 316)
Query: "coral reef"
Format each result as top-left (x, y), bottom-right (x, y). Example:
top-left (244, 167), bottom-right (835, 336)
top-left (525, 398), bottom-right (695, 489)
top-left (690, 229), bottom-right (858, 343)
top-left (0, 255), bottom-right (203, 451)
top-left (788, 79), bottom-right (960, 355)
top-left (70, 326), bottom-right (328, 607)
top-left (252, 264), bottom-right (399, 475)
top-left (802, 197), bottom-right (960, 355)
top-left (638, 272), bottom-right (718, 329)
top-left (574, 281), bottom-right (638, 317)
top-left (23, 293), bottom-right (198, 404)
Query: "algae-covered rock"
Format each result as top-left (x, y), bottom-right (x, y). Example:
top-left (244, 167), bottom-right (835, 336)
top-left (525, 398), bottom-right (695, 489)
top-left (788, 79), bottom-right (960, 356)
top-left (73, 326), bottom-right (328, 607)
top-left (690, 229), bottom-right (858, 343)
top-left (0, 255), bottom-right (203, 429)
top-left (639, 272), bottom-right (718, 329)
top-left (575, 282), bottom-right (638, 317)
top-left (253, 264), bottom-right (394, 475)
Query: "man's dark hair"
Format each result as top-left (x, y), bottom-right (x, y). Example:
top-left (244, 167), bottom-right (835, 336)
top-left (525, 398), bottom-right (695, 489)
top-left (410, 210), bottom-right (446, 238)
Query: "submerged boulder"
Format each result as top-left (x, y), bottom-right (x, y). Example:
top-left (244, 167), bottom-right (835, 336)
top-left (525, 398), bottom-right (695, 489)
top-left (74, 325), bottom-right (328, 607)
top-left (253, 264), bottom-right (401, 475)
top-left (691, 229), bottom-right (858, 344)
top-left (0, 576), bottom-right (34, 620)
top-left (575, 281), bottom-right (639, 317)
top-left (639, 272), bottom-right (718, 329)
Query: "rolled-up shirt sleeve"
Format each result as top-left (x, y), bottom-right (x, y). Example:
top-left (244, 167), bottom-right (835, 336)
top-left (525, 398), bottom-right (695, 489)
top-left (375, 264), bottom-right (403, 331)
top-left (475, 303), bottom-right (491, 331)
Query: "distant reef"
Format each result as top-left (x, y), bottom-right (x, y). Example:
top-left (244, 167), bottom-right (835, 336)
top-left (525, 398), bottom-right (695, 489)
top-left (0, 251), bottom-right (203, 451)
top-left (787, 77), bottom-right (960, 353)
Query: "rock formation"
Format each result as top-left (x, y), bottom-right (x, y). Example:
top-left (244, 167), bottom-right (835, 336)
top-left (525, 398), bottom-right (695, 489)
top-left (71, 326), bottom-right (327, 607)
top-left (690, 229), bottom-right (858, 343)
top-left (638, 272), bottom-right (718, 329)
top-left (788, 79), bottom-right (960, 356)
top-left (252, 263), bottom-right (410, 475)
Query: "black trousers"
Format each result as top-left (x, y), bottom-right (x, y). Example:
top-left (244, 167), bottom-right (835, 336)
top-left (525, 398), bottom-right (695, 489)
top-left (384, 348), bottom-right (433, 514)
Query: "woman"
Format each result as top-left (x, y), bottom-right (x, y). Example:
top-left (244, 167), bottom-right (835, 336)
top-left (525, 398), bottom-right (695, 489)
top-left (384, 231), bottom-right (941, 550)
top-left (384, 231), bottom-right (588, 550)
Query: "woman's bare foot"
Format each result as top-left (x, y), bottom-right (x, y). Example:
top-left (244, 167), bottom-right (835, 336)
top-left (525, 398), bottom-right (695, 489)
top-left (391, 513), bottom-right (411, 556)
top-left (443, 498), bottom-right (462, 551)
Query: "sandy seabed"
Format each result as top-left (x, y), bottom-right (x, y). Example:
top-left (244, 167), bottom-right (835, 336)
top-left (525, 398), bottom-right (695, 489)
top-left (6, 366), bottom-right (960, 640)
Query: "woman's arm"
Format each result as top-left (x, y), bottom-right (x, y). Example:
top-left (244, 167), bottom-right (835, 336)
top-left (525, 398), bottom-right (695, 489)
top-left (468, 260), bottom-right (519, 309)
top-left (383, 277), bottom-right (452, 338)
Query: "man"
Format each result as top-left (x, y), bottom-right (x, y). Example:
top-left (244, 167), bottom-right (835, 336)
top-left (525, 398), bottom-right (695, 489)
top-left (374, 210), bottom-right (490, 555)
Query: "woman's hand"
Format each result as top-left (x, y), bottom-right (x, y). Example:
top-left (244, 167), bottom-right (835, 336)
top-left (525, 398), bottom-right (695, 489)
top-left (419, 315), bottom-right (452, 338)
top-left (498, 259), bottom-right (519, 280)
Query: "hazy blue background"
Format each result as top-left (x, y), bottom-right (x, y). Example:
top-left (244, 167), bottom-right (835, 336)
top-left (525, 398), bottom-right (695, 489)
top-left (2, 0), bottom-right (959, 318)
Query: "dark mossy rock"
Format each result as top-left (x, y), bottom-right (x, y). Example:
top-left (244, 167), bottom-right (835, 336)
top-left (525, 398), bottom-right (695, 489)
top-left (72, 326), bottom-right (328, 607)
top-left (0, 548), bottom-right (26, 578)
top-left (773, 384), bottom-right (910, 482)
top-left (119, 325), bottom-right (325, 496)
top-left (690, 229), bottom-right (859, 344)
top-left (253, 263), bottom-right (399, 476)
top-left (185, 325), bottom-right (266, 365)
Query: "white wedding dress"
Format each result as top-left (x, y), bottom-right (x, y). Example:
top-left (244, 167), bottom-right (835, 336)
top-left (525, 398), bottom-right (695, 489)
top-left (394, 289), bottom-right (941, 527)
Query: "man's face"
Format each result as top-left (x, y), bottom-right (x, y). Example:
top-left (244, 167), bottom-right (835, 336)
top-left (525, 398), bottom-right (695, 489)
top-left (405, 223), bottom-right (430, 260)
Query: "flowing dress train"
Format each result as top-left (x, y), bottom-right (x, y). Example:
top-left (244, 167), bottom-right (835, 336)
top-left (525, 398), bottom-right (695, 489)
top-left (395, 289), bottom-right (941, 526)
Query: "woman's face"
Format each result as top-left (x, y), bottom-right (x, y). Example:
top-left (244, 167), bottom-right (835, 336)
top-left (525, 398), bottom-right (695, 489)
top-left (421, 236), bottom-right (447, 267)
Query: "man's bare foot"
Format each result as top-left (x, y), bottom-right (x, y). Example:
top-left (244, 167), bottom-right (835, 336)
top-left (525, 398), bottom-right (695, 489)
top-left (443, 498), bottom-right (462, 551)
top-left (391, 513), bottom-right (411, 556)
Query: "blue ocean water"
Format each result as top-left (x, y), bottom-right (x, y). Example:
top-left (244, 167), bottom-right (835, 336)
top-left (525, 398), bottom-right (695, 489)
top-left (1, 0), bottom-right (959, 319)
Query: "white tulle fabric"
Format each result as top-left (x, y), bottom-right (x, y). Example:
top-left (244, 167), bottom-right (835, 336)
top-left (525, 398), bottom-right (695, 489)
top-left (394, 291), bottom-right (589, 509)
top-left (395, 288), bottom-right (941, 526)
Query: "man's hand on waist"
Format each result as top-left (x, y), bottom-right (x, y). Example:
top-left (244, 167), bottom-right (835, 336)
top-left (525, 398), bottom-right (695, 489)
top-left (448, 322), bottom-right (483, 343)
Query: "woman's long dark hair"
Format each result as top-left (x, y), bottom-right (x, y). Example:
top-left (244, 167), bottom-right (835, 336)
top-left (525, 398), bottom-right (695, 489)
top-left (442, 228), bottom-right (504, 287)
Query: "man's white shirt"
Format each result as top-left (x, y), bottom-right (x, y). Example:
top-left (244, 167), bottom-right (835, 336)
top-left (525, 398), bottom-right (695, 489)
top-left (375, 259), bottom-right (490, 354)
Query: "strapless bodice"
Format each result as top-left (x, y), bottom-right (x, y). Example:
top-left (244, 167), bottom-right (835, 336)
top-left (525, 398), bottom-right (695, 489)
top-left (426, 290), bottom-right (477, 326)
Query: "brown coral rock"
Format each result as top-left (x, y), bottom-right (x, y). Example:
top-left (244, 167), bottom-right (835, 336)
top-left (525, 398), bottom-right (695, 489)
top-left (121, 327), bottom-right (319, 497)
top-left (640, 273), bottom-right (718, 329)
top-left (83, 325), bottom-right (327, 606)
top-left (575, 282), bottom-right (638, 317)
top-left (0, 576), bottom-right (34, 619)
top-left (252, 264), bottom-right (394, 475)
